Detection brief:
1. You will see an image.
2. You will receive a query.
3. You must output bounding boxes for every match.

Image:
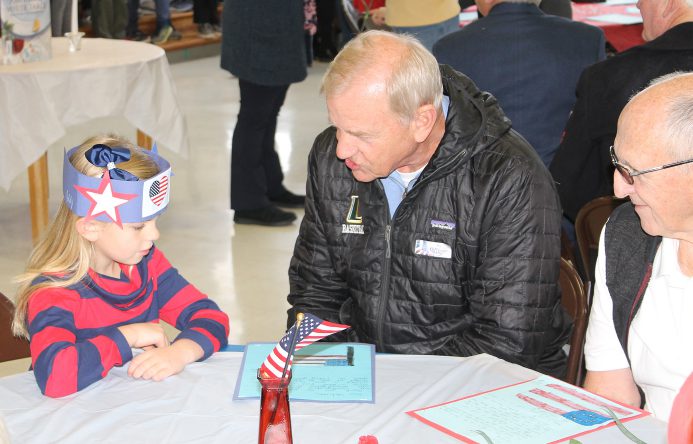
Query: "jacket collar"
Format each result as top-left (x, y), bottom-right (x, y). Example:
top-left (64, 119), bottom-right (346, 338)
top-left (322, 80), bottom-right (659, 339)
top-left (485, 2), bottom-right (543, 17)
top-left (639, 22), bottom-right (693, 51)
top-left (415, 65), bottom-right (511, 186)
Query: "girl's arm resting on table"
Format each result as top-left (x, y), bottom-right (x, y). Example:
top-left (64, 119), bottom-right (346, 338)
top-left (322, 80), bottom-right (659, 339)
top-left (152, 250), bottom-right (229, 359)
top-left (28, 289), bottom-right (135, 398)
top-left (127, 338), bottom-right (204, 380)
top-left (117, 322), bottom-right (169, 349)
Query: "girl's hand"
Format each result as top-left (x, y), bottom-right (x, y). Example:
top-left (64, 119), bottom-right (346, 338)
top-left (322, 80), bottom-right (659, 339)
top-left (127, 339), bottom-right (204, 381)
top-left (117, 322), bottom-right (169, 349)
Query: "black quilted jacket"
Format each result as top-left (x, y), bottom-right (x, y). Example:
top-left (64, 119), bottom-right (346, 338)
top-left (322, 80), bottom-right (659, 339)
top-left (288, 65), bottom-right (570, 377)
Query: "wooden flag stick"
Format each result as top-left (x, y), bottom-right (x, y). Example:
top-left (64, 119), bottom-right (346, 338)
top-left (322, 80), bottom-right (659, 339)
top-left (280, 312), bottom-right (304, 384)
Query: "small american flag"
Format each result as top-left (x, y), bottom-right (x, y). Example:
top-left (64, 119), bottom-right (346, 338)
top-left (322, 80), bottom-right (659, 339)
top-left (149, 175), bottom-right (169, 206)
top-left (260, 313), bottom-right (349, 379)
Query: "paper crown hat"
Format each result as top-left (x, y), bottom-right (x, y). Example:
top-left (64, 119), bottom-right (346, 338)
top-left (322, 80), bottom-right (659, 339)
top-left (62, 143), bottom-right (172, 227)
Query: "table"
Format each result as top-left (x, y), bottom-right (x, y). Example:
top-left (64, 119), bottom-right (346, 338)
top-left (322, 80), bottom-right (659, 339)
top-left (0, 37), bottom-right (189, 241)
top-left (572, 2), bottom-right (644, 52)
top-left (460, 1), bottom-right (645, 53)
top-left (0, 352), bottom-right (667, 443)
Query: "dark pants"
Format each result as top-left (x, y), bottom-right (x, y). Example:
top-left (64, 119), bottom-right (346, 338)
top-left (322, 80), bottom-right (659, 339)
top-left (231, 79), bottom-right (289, 211)
top-left (193, 0), bottom-right (218, 24)
top-left (50, 0), bottom-right (71, 36)
top-left (127, 0), bottom-right (170, 35)
top-left (92, 0), bottom-right (128, 38)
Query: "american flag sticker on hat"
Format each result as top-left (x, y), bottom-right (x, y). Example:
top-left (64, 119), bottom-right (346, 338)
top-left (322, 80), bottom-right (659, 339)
top-left (141, 169), bottom-right (171, 217)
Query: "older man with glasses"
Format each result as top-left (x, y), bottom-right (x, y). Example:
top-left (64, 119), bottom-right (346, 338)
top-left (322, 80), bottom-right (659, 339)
top-left (583, 72), bottom-right (693, 423)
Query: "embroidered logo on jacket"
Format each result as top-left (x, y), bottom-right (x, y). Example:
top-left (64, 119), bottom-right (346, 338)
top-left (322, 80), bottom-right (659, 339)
top-left (431, 219), bottom-right (455, 231)
top-left (342, 195), bottom-right (364, 234)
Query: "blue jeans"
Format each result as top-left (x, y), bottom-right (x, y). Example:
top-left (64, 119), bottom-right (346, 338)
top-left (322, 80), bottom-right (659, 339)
top-left (390, 15), bottom-right (459, 52)
top-left (127, 0), bottom-right (171, 35)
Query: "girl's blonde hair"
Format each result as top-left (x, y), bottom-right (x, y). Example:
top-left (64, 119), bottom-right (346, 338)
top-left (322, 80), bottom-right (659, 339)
top-left (12, 134), bottom-right (160, 337)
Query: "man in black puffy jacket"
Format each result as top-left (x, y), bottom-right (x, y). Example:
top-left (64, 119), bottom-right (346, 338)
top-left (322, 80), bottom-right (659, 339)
top-left (287, 30), bottom-right (570, 377)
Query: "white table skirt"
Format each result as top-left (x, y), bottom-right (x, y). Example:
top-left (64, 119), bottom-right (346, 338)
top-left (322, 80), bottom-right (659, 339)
top-left (0, 352), bottom-right (667, 443)
top-left (0, 37), bottom-right (189, 190)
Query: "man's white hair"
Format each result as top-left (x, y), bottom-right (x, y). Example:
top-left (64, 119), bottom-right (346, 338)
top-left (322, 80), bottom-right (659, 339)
top-left (642, 72), bottom-right (693, 160)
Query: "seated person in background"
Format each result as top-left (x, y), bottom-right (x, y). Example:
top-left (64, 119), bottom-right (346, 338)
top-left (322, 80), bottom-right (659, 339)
top-left (433, 0), bottom-right (605, 168)
top-left (583, 73), bottom-right (693, 421)
top-left (287, 30), bottom-right (571, 378)
top-left (457, 0), bottom-right (572, 19)
top-left (12, 135), bottom-right (230, 398)
top-left (549, 0), bottom-right (693, 223)
top-left (369, 0), bottom-right (460, 51)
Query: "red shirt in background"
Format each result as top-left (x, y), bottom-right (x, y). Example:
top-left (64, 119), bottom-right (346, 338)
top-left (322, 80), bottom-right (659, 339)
top-left (353, 0), bottom-right (385, 13)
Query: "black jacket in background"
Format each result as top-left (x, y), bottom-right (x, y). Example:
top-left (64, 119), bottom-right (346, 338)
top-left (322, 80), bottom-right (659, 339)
top-left (220, 0), bottom-right (307, 86)
top-left (550, 23), bottom-right (693, 221)
top-left (288, 65), bottom-right (570, 378)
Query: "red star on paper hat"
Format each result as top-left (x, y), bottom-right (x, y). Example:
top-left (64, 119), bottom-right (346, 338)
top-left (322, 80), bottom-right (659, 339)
top-left (74, 173), bottom-right (137, 228)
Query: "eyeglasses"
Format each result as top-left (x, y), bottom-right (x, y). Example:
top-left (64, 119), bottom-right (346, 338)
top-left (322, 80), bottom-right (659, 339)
top-left (610, 145), bottom-right (693, 185)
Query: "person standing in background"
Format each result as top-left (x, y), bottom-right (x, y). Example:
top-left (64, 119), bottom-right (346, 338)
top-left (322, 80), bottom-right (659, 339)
top-left (370, 0), bottom-right (460, 51)
top-left (221, 0), bottom-right (308, 226)
top-left (92, 0), bottom-right (128, 38)
top-left (50, 0), bottom-right (72, 36)
top-left (192, 0), bottom-right (221, 38)
top-left (126, 0), bottom-right (179, 43)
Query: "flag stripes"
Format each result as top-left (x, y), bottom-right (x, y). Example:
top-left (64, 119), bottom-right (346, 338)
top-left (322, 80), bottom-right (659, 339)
top-left (259, 314), bottom-right (349, 379)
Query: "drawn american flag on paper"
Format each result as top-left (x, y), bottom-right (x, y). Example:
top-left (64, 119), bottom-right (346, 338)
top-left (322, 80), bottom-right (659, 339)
top-left (149, 175), bottom-right (169, 206)
top-left (260, 313), bottom-right (349, 379)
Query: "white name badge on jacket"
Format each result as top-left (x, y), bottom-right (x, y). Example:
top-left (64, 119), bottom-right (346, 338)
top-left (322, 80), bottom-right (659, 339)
top-left (414, 239), bottom-right (452, 259)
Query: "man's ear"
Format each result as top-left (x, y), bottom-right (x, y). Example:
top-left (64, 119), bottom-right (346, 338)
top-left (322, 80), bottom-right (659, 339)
top-left (412, 104), bottom-right (438, 143)
top-left (76, 218), bottom-right (101, 242)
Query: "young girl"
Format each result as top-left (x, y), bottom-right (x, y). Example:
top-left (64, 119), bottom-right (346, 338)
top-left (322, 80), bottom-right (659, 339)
top-left (12, 135), bottom-right (229, 398)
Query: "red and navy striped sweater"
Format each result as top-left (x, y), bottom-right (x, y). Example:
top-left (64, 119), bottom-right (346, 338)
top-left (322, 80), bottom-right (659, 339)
top-left (27, 247), bottom-right (230, 398)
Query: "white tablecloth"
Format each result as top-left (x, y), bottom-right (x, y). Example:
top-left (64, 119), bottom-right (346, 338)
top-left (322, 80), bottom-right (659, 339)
top-left (0, 37), bottom-right (189, 190)
top-left (0, 352), bottom-right (667, 443)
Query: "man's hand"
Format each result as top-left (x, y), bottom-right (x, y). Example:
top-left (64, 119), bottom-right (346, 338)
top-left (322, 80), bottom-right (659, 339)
top-left (128, 339), bottom-right (204, 381)
top-left (117, 322), bottom-right (169, 349)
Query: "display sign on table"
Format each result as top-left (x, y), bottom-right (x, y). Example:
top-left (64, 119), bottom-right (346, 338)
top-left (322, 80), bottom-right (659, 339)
top-left (1, 0), bottom-right (52, 64)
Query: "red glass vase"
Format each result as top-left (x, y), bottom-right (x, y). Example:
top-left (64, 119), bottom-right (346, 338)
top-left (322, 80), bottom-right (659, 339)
top-left (257, 373), bottom-right (293, 444)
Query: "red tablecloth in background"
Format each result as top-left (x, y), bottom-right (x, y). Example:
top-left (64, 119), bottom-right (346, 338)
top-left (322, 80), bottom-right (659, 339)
top-left (572, 2), bottom-right (644, 52)
top-left (460, 2), bottom-right (645, 53)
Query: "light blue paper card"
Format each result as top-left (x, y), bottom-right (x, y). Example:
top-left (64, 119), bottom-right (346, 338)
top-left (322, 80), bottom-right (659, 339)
top-left (233, 342), bottom-right (375, 403)
top-left (408, 375), bottom-right (647, 443)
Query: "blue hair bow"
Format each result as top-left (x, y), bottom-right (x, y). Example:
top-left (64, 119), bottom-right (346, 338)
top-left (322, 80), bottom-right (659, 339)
top-left (85, 144), bottom-right (139, 181)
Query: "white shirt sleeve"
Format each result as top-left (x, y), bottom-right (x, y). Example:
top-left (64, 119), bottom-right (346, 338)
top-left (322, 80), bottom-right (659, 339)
top-left (583, 225), bottom-right (631, 371)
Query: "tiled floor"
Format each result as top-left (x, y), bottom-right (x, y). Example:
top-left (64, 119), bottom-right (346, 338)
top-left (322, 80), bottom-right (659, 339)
top-left (0, 54), bottom-right (331, 376)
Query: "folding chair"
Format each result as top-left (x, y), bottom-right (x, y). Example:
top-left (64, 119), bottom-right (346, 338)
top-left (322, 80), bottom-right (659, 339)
top-left (559, 257), bottom-right (589, 386)
top-left (574, 196), bottom-right (627, 282)
top-left (0, 292), bottom-right (30, 363)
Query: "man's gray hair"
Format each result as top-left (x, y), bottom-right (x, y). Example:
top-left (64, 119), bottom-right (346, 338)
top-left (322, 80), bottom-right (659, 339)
top-left (647, 72), bottom-right (693, 159)
top-left (321, 30), bottom-right (443, 123)
top-left (666, 93), bottom-right (693, 159)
